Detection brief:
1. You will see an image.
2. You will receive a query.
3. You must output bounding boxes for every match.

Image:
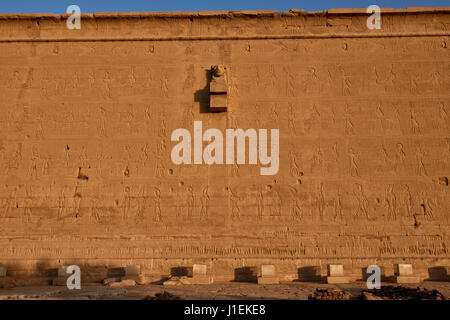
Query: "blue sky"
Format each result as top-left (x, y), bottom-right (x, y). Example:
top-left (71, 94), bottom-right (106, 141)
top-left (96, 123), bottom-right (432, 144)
top-left (0, 0), bottom-right (448, 13)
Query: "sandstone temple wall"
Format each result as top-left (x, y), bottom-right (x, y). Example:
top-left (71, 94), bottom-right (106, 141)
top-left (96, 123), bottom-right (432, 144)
top-left (0, 8), bottom-right (449, 282)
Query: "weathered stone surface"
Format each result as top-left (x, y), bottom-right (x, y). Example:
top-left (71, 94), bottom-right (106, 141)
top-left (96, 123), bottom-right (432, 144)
top-left (326, 276), bottom-right (351, 284)
top-left (235, 267), bottom-right (258, 283)
top-left (0, 9), bottom-right (448, 282)
top-left (230, 10), bottom-right (258, 16)
top-left (327, 17), bottom-right (352, 26)
top-left (257, 276), bottom-right (279, 284)
top-left (163, 273), bottom-right (212, 285)
top-left (209, 78), bottom-right (228, 94)
top-left (193, 264), bottom-right (207, 276)
top-left (210, 94), bottom-right (227, 111)
top-left (327, 265), bottom-right (344, 277)
top-left (362, 286), bottom-right (447, 300)
top-left (125, 265), bottom-right (141, 277)
top-left (395, 264), bottom-right (414, 276)
top-left (261, 265), bottom-right (276, 277)
top-left (0, 267), bottom-right (6, 277)
top-left (197, 11), bottom-right (229, 17)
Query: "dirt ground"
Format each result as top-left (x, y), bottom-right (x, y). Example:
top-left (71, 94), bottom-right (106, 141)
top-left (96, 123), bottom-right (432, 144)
top-left (1, 281), bottom-right (449, 300)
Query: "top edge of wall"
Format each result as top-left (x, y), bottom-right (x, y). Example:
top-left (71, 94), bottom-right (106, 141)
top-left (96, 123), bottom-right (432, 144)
top-left (0, 7), bottom-right (449, 20)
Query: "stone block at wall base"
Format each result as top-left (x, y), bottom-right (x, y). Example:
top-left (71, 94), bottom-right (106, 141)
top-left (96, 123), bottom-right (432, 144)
top-left (257, 276), bottom-right (279, 285)
top-left (326, 276), bottom-right (351, 284)
top-left (393, 276), bottom-right (421, 284)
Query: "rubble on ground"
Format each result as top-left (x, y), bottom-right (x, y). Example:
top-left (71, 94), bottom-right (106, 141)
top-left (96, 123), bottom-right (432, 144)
top-left (308, 288), bottom-right (352, 300)
top-left (361, 286), bottom-right (448, 300)
top-left (142, 291), bottom-right (183, 300)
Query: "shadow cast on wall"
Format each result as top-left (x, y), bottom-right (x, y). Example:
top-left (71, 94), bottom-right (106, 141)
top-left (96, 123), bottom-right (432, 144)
top-left (194, 68), bottom-right (213, 114)
top-left (428, 266), bottom-right (449, 281)
top-left (296, 266), bottom-right (324, 282)
top-left (234, 266), bottom-right (258, 283)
